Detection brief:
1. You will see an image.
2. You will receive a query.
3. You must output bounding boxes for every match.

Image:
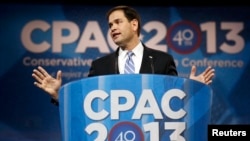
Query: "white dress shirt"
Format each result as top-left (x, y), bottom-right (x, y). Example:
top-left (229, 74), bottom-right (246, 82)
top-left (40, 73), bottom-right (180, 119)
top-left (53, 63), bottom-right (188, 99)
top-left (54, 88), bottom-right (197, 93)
top-left (118, 42), bottom-right (144, 74)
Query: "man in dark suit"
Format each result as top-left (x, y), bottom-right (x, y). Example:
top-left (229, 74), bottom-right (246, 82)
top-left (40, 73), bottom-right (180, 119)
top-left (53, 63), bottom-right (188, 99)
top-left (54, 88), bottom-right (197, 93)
top-left (32, 5), bottom-right (215, 104)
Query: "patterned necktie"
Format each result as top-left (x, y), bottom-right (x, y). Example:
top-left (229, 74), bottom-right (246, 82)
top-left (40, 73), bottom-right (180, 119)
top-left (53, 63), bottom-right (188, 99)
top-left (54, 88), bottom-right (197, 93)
top-left (124, 51), bottom-right (135, 74)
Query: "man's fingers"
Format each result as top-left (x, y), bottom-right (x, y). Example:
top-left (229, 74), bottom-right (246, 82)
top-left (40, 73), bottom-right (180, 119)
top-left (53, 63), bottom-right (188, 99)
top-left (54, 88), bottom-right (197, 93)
top-left (32, 69), bottom-right (43, 83)
top-left (205, 80), bottom-right (212, 85)
top-left (204, 70), bottom-right (215, 84)
top-left (190, 65), bottom-right (196, 76)
top-left (38, 66), bottom-right (50, 77)
top-left (33, 81), bottom-right (42, 88)
top-left (56, 70), bottom-right (62, 81)
top-left (204, 68), bottom-right (215, 80)
top-left (202, 66), bottom-right (213, 76)
top-left (202, 66), bottom-right (212, 75)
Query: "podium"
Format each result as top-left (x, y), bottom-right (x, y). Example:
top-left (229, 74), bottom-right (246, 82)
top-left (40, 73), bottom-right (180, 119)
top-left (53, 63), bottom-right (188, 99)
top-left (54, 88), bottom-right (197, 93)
top-left (59, 74), bottom-right (213, 141)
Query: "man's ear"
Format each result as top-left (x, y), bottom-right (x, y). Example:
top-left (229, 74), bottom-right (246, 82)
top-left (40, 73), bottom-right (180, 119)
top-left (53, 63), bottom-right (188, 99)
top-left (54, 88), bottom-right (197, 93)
top-left (131, 19), bottom-right (139, 32)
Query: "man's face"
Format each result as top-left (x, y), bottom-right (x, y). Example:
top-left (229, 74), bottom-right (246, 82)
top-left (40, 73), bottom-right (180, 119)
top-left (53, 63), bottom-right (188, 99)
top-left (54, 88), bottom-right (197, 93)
top-left (108, 10), bottom-right (137, 46)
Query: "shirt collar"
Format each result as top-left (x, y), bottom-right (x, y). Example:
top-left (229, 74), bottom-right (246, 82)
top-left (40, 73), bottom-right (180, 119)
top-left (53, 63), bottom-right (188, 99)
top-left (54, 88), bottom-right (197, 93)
top-left (118, 42), bottom-right (144, 59)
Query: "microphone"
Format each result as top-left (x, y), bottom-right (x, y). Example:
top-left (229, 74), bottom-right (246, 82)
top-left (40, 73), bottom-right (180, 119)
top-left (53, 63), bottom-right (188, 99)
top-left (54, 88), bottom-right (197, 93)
top-left (149, 56), bottom-right (154, 74)
top-left (114, 57), bottom-right (118, 74)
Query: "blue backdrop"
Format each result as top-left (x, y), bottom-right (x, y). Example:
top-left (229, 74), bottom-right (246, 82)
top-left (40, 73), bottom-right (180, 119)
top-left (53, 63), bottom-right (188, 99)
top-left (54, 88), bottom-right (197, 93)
top-left (0, 4), bottom-right (249, 141)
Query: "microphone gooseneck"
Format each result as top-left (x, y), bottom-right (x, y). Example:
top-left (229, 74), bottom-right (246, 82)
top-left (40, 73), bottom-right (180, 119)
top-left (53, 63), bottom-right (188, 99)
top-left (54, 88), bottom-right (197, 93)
top-left (149, 56), bottom-right (155, 74)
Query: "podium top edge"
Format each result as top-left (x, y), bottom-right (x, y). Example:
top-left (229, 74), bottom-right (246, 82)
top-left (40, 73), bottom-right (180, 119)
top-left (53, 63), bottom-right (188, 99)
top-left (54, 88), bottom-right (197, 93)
top-left (60, 74), bottom-right (209, 88)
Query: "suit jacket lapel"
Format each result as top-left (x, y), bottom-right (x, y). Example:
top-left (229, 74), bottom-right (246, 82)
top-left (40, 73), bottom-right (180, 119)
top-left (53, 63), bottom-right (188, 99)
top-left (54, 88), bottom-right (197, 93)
top-left (140, 46), bottom-right (154, 74)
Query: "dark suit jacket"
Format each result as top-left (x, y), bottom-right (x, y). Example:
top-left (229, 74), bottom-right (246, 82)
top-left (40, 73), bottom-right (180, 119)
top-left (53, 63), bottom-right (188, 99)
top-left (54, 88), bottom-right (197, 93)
top-left (88, 43), bottom-right (178, 77)
top-left (51, 44), bottom-right (178, 106)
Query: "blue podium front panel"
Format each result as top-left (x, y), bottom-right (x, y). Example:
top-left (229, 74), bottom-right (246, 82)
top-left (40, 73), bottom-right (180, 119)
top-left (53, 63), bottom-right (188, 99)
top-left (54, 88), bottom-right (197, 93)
top-left (59, 74), bottom-right (212, 141)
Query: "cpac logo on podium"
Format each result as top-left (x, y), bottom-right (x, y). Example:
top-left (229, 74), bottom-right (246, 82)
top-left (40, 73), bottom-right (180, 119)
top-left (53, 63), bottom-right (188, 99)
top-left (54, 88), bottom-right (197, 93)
top-left (84, 89), bottom-right (186, 141)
